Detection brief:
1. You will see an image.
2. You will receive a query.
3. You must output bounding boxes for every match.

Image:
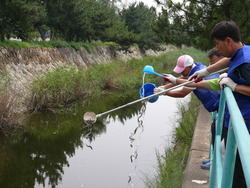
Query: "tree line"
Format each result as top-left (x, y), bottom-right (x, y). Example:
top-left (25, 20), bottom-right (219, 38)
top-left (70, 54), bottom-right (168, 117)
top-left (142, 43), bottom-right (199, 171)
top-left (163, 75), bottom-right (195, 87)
top-left (0, 0), bottom-right (161, 50)
top-left (155, 0), bottom-right (250, 50)
top-left (1, 0), bottom-right (250, 50)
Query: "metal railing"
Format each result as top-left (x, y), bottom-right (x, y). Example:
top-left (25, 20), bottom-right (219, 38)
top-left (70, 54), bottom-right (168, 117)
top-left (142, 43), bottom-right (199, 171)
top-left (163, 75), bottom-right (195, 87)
top-left (209, 87), bottom-right (250, 188)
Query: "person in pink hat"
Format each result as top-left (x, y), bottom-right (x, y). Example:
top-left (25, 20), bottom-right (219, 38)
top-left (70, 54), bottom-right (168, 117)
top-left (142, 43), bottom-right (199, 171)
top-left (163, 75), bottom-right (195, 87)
top-left (154, 54), bottom-right (220, 113)
top-left (173, 54), bottom-right (194, 75)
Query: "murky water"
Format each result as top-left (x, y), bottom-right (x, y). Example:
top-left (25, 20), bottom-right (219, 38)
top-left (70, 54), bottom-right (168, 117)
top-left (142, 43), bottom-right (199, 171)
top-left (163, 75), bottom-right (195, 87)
top-left (0, 90), bottom-right (189, 188)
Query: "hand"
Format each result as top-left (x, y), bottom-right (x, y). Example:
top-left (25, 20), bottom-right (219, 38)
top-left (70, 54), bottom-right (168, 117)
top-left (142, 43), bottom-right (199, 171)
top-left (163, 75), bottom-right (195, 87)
top-left (162, 74), bottom-right (177, 84)
top-left (154, 86), bottom-right (166, 95)
top-left (219, 77), bottom-right (237, 91)
top-left (189, 68), bottom-right (210, 82)
top-left (219, 73), bottom-right (228, 79)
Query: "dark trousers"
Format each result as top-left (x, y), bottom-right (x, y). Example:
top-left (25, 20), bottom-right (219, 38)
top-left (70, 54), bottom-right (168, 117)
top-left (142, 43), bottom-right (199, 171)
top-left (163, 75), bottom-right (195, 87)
top-left (211, 119), bottom-right (226, 148)
top-left (223, 127), bottom-right (247, 188)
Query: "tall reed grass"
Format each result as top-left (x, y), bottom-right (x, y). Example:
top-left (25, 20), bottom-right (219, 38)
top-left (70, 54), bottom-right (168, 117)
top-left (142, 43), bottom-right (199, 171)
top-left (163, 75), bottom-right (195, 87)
top-left (0, 71), bottom-right (19, 134)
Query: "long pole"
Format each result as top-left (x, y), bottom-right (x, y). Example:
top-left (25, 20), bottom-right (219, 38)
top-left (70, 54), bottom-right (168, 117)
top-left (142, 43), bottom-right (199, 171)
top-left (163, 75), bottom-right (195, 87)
top-left (96, 68), bottom-right (228, 118)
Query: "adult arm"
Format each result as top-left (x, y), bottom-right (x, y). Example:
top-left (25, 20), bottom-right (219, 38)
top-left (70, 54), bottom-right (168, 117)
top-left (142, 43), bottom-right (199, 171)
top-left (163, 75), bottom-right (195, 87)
top-left (220, 77), bottom-right (250, 96)
top-left (164, 82), bottom-right (176, 89)
top-left (175, 78), bottom-right (213, 90)
top-left (164, 87), bottom-right (193, 98)
top-left (206, 57), bottom-right (230, 73)
top-left (235, 85), bottom-right (250, 96)
top-left (163, 74), bottom-right (213, 90)
top-left (190, 57), bottom-right (230, 81)
top-left (154, 83), bottom-right (193, 97)
top-left (224, 63), bottom-right (250, 96)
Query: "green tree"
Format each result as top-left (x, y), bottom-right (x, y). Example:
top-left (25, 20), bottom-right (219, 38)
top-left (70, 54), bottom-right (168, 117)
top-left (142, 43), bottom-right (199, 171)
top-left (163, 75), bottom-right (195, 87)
top-left (90, 0), bottom-right (118, 41)
top-left (46, 0), bottom-right (93, 41)
top-left (105, 19), bottom-right (138, 47)
top-left (120, 2), bottom-right (161, 50)
top-left (155, 0), bottom-right (250, 50)
top-left (46, 0), bottom-right (121, 42)
top-left (30, 0), bottom-right (48, 41)
top-left (152, 9), bottom-right (191, 48)
top-left (0, 0), bottom-right (47, 41)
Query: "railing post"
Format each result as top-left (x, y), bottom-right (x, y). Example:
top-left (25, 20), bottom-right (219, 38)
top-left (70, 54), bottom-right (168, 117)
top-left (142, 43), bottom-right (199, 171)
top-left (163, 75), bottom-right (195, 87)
top-left (209, 90), bottom-right (226, 188)
top-left (221, 120), bottom-right (236, 188)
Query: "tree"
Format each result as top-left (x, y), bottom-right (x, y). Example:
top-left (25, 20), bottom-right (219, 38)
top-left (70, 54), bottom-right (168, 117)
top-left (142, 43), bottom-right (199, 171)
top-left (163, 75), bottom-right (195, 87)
top-left (154, 0), bottom-right (250, 50)
top-left (46, 0), bottom-right (92, 41)
top-left (90, 0), bottom-right (118, 41)
top-left (120, 2), bottom-right (161, 50)
top-left (152, 8), bottom-right (191, 48)
top-left (0, 0), bottom-right (47, 41)
top-left (30, 0), bottom-right (48, 41)
top-left (105, 19), bottom-right (138, 47)
top-left (0, 0), bottom-right (163, 49)
top-left (46, 0), bottom-right (121, 42)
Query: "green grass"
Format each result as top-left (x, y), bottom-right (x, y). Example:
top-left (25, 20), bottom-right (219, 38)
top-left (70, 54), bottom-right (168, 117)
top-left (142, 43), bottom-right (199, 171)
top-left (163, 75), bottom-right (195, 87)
top-left (0, 40), bottom-right (118, 53)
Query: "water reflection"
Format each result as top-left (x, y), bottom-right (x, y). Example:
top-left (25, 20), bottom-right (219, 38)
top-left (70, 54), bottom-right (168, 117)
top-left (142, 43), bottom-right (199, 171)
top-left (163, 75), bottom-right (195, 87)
top-left (0, 113), bottom-right (84, 188)
top-left (0, 90), bottom-right (148, 188)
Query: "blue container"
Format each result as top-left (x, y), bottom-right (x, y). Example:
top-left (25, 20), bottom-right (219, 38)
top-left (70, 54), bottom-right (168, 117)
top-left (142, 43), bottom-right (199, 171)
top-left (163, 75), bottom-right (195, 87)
top-left (139, 83), bottom-right (159, 103)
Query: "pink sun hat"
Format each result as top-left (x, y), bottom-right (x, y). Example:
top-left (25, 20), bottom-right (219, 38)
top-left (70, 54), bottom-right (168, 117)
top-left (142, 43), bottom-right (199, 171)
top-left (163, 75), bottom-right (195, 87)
top-left (173, 55), bottom-right (194, 73)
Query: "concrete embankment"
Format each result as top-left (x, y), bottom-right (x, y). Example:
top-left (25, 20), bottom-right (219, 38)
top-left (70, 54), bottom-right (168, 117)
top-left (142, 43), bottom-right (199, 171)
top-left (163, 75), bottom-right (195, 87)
top-left (182, 105), bottom-right (211, 188)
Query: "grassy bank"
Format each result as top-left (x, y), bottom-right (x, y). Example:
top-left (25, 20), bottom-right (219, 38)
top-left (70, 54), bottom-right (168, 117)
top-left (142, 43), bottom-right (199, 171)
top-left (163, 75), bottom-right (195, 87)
top-left (29, 47), bottom-right (208, 111)
top-left (145, 94), bottom-right (200, 188)
top-left (0, 40), bottom-right (117, 52)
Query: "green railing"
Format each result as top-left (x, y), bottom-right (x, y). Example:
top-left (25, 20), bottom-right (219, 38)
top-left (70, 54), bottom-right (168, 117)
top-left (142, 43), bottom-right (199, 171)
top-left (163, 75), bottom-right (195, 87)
top-left (209, 87), bottom-right (250, 187)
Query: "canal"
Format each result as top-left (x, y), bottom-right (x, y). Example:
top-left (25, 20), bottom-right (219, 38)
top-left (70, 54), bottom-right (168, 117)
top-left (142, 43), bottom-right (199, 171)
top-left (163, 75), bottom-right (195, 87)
top-left (0, 90), bottom-right (190, 188)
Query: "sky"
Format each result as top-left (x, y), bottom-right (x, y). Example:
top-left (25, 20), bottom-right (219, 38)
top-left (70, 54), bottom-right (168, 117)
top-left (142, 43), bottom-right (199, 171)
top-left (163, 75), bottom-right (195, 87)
top-left (117, 0), bottom-right (160, 9)
top-left (122, 0), bottom-right (159, 7)
top-left (117, 0), bottom-right (182, 12)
